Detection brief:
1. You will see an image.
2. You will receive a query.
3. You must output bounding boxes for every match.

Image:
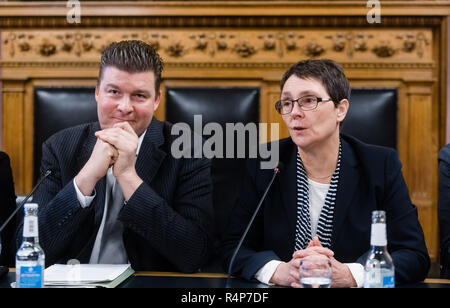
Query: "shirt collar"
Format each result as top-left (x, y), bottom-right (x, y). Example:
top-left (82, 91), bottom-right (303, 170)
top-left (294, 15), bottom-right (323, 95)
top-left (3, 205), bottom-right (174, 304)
top-left (136, 129), bottom-right (146, 157)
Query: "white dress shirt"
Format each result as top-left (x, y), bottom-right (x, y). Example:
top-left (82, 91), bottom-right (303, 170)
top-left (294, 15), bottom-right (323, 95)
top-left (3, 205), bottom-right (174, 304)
top-left (73, 130), bottom-right (146, 264)
top-left (255, 178), bottom-right (364, 287)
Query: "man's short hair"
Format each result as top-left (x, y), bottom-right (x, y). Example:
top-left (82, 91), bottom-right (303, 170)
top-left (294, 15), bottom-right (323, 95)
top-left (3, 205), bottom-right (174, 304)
top-left (98, 40), bottom-right (164, 94)
top-left (280, 59), bottom-right (351, 106)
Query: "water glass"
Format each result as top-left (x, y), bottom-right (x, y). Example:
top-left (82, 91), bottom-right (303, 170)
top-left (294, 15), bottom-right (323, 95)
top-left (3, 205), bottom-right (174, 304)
top-left (298, 256), bottom-right (332, 288)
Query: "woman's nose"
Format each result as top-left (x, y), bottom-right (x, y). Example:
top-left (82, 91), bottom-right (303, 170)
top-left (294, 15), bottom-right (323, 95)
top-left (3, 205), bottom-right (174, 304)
top-left (290, 101), bottom-right (305, 118)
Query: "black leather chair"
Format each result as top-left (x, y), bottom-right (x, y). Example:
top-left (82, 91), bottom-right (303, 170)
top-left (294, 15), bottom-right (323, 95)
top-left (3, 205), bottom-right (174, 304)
top-left (166, 87), bottom-right (260, 271)
top-left (342, 89), bottom-right (397, 149)
top-left (31, 85), bottom-right (397, 272)
top-left (34, 87), bottom-right (98, 183)
top-left (0, 152), bottom-right (17, 267)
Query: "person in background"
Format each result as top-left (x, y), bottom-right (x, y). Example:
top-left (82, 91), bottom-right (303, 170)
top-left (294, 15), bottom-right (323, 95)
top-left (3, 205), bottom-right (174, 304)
top-left (222, 59), bottom-right (430, 287)
top-left (438, 144), bottom-right (450, 278)
top-left (17, 40), bottom-right (214, 272)
top-left (0, 151), bottom-right (17, 267)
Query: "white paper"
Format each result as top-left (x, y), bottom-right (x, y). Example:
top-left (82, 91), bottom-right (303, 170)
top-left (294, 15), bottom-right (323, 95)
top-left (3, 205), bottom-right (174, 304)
top-left (45, 264), bottom-right (131, 284)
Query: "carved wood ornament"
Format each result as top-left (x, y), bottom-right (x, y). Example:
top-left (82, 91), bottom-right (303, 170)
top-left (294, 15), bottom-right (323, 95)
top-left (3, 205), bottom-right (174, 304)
top-left (2, 30), bottom-right (432, 62)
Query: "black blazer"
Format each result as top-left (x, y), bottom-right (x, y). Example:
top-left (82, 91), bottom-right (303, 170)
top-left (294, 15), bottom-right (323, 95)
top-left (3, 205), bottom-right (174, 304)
top-left (0, 152), bottom-right (17, 267)
top-left (17, 118), bottom-right (214, 272)
top-left (222, 135), bottom-right (430, 285)
top-left (438, 144), bottom-right (450, 278)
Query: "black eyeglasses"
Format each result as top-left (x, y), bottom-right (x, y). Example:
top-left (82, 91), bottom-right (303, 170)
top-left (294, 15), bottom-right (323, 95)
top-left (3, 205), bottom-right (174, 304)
top-left (275, 95), bottom-right (333, 115)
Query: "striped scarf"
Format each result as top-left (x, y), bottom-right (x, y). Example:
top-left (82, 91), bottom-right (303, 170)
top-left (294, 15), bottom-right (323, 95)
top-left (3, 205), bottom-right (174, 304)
top-left (294, 143), bottom-right (342, 250)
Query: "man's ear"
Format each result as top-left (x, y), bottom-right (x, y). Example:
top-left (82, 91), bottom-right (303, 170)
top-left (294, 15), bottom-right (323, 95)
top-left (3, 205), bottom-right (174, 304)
top-left (95, 84), bottom-right (100, 102)
top-left (153, 90), bottom-right (162, 111)
top-left (336, 99), bottom-right (349, 122)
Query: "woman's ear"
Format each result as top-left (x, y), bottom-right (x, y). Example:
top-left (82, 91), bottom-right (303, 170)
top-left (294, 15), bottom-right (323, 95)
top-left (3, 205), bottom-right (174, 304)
top-left (336, 99), bottom-right (349, 122)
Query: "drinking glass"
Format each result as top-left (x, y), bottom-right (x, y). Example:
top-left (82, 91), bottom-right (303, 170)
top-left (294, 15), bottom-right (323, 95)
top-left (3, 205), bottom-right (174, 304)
top-left (298, 255), bottom-right (332, 288)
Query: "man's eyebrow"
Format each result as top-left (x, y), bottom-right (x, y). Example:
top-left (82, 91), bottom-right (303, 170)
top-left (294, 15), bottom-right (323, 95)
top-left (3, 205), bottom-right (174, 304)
top-left (104, 84), bottom-right (151, 96)
top-left (104, 83), bottom-right (119, 89)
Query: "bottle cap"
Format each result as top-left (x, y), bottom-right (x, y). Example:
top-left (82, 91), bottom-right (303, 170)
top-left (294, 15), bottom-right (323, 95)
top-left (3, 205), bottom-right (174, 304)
top-left (24, 203), bottom-right (38, 209)
top-left (371, 210), bottom-right (386, 223)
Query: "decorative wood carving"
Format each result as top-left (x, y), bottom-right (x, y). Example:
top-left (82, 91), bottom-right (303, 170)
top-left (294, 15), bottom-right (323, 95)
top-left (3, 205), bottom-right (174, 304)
top-left (0, 14), bottom-right (445, 28)
top-left (1, 29), bottom-right (434, 63)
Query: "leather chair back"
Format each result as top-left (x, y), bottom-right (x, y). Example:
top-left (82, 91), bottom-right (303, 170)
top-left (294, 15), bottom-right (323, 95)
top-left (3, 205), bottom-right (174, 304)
top-left (342, 89), bottom-right (397, 149)
top-left (166, 87), bottom-right (259, 271)
top-left (34, 87), bottom-right (98, 183)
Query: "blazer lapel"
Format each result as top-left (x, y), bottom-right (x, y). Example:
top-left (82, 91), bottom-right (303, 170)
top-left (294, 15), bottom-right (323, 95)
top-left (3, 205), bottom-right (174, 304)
top-left (277, 140), bottom-right (298, 247)
top-left (331, 137), bottom-right (360, 250)
top-left (77, 122), bottom-right (100, 168)
top-left (135, 118), bottom-right (167, 184)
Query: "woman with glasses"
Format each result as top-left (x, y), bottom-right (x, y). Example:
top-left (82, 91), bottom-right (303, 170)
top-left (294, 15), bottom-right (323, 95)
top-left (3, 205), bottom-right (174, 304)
top-left (222, 59), bottom-right (430, 287)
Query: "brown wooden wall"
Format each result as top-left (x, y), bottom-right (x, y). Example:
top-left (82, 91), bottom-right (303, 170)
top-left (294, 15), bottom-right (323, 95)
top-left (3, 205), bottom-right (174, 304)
top-left (0, 1), bottom-right (449, 261)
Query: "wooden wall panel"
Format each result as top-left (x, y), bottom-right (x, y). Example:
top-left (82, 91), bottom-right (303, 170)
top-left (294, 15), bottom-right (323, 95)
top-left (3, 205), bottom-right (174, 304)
top-left (0, 1), bottom-right (447, 261)
top-left (2, 81), bottom-right (25, 193)
top-left (407, 86), bottom-right (437, 258)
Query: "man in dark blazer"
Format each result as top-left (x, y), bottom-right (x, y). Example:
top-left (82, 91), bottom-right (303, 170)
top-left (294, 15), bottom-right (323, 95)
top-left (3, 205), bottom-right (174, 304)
top-left (17, 40), bottom-right (214, 272)
top-left (0, 151), bottom-right (17, 267)
top-left (438, 144), bottom-right (450, 278)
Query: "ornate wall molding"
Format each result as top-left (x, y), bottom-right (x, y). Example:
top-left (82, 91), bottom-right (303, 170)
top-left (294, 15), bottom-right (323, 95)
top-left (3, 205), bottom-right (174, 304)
top-left (0, 60), bottom-right (436, 70)
top-left (1, 29), bottom-right (434, 64)
top-left (0, 16), bottom-right (445, 28)
top-left (1, 1), bottom-right (450, 18)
